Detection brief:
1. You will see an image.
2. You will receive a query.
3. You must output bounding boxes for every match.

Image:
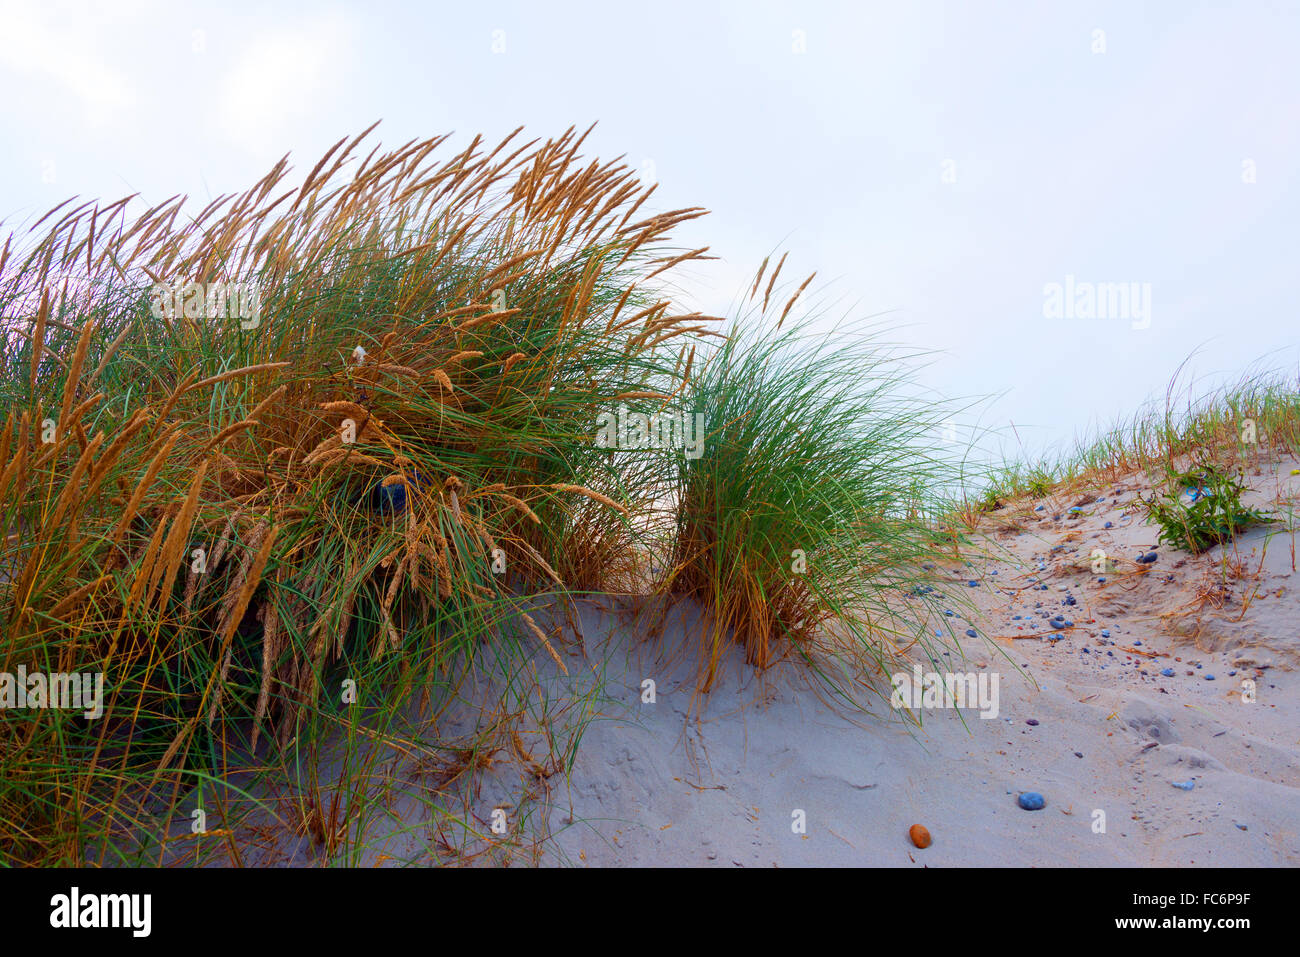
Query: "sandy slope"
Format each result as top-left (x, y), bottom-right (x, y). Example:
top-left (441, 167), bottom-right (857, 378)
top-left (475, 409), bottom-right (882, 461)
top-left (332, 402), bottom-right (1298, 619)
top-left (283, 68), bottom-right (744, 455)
top-left (535, 454), bottom-right (1300, 866)
top-left (136, 457), bottom-right (1300, 867)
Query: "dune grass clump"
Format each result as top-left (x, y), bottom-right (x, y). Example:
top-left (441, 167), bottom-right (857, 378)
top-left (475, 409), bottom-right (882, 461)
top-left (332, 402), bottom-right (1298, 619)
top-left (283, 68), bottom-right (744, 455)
top-left (665, 267), bottom-right (966, 697)
top-left (1, 124), bottom-right (995, 865)
top-left (0, 124), bottom-right (721, 864)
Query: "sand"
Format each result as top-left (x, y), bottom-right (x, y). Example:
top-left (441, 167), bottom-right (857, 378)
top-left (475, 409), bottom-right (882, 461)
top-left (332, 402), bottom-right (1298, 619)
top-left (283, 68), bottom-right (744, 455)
top-left (132, 455), bottom-right (1300, 867)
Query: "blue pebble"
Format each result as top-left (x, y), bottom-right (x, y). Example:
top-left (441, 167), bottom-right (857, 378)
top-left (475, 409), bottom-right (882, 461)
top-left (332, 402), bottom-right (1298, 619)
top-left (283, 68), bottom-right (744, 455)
top-left (1104, 521), bottom-right (1113, 529)
top-left (1012, 615), bottom-right (1022, 621)
top-left (1035, 505), bottom-right (1045, 512)
top-left (945, 609), bottom-right (955, 616)
top-left (1133, 640), bottom-right (1141, 646)
top-left (1050, 619), bottom-right (1066, 630)
top-left (1161, 668), bottom-right (1175, 677)
top-left (1171, 780), bottom-right (1195, 791)
top-left (968, 580), bottom-right (979, 587)
top-left (1018, 792), bottom-right (1046, 811)
top-left (966, 629), bottom-right (977, 638)
top-left (1205, 674), bottom-right (1215, 681)
top-left (1228, 670), bottom-right (1237, 676)
top-left (1097, 576), bottom-right (1107, 583)
top-left (1101, 629), bottom-right (1110, 638)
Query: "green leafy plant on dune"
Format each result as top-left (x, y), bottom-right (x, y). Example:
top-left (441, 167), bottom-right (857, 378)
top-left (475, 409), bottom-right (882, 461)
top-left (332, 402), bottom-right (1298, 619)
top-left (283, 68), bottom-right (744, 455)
top-left (1142, 461), bottom-right (1274, 554)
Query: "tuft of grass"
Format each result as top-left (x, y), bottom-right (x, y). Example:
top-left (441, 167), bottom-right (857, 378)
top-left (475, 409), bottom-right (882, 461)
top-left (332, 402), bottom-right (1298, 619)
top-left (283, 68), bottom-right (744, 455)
top-left (0, 124), bottom-right (718, 865)
top-left (665, 274), bottom-right (968, 700)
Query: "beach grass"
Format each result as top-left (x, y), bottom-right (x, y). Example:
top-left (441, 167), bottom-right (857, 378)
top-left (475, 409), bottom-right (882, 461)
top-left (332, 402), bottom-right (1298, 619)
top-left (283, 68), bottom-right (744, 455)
top-left (0, 125), bottom-right (720, 865)
top-left (664, 276), bottom-right (972, 702)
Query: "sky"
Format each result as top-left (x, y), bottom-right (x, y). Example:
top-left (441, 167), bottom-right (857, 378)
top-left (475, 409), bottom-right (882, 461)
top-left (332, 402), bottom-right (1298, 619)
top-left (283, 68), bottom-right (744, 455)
top-left (1, 0), bottom-right (1297, 463)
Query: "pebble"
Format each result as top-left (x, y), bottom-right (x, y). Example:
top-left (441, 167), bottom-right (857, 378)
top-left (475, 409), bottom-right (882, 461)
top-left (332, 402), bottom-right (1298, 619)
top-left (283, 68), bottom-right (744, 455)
top-left (1205, 674), bottom-right (1216, 681)
top-left (909, 824), bottom-right (932, 849)
top-left (1101, 629), bottom-right (1110, 638)
top-left (1161, 668), bottom-right (1175, 677)
top-left (1137, 552), bottom-right (1158, 564)
top-left (1018, 792), bottom-right (1046, 811)
top-left (1026, 719), bottom-right (1039, 726)
top-left (1104, 521), bottom-right (1113, 529)
top-left (966, 629), bottom-right (978, 638)
top-left (1171, 780), bottom-right (1195, 791)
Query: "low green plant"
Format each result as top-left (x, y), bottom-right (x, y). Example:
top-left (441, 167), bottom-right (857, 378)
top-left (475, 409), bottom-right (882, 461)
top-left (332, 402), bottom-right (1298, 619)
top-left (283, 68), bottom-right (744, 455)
top-left (1025, 467), bottom-right (1054, 499)
top-left (1142, 462), bottom-right (1274, 553)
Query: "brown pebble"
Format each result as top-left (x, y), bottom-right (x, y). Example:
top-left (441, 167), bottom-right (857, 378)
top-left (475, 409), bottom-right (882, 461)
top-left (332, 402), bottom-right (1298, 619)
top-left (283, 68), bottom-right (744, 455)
top-left (909, 824), bottom-right (931, 849)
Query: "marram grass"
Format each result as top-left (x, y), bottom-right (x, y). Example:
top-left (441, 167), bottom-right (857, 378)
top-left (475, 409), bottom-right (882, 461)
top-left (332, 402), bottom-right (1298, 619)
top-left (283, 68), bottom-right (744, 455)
top-left (667, 277), bottom-right (970, 699)
top-left (0, 125), bottom-right (723, 864)
top-left (1, 125), bottom-right (977, 866)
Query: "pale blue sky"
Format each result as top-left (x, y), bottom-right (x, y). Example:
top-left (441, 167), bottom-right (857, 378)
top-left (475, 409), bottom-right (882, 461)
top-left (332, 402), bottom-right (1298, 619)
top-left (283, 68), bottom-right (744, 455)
top-left (2, 0), bottom-right (1297, 462)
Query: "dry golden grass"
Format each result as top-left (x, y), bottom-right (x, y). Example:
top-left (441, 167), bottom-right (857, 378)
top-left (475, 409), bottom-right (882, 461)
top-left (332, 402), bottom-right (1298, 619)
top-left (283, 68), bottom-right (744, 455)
top-left (0, 124), bottom-right (716, 864)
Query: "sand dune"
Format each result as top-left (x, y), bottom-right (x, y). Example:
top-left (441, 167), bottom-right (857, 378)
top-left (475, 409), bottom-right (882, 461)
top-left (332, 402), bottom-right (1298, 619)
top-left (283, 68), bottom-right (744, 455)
top-left (133, 456), bottom-right (1300, 867)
